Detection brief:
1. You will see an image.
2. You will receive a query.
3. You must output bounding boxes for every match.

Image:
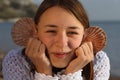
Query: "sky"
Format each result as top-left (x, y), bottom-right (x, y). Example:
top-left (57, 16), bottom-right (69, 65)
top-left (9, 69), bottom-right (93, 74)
top-left (32, 0), bottom-right (120, 21)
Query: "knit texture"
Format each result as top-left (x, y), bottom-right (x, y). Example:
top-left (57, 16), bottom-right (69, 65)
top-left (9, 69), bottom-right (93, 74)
top-left (2, 48), bottom-right (110, 80)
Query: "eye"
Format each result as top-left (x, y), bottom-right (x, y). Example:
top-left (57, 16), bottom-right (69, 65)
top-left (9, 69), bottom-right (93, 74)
top-left (67, 31), bottom-right (78, 35)
top-left (46, 30), bottom-right (56, 33)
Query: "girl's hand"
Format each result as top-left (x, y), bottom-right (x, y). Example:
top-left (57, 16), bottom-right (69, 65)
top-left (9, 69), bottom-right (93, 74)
top-left (25, 38), bottom-right (52, 75)
top-left (65, 42), bottom-right (94, 74)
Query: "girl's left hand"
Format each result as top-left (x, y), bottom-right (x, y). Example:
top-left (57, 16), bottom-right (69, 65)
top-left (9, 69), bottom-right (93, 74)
top-left (65, 42), bottom-right (94, 74)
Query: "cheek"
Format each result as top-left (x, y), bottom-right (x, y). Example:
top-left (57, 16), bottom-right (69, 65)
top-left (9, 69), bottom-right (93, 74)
top-left (38, 36), bottom-right (52, 49)
top-left (70, 36), bottom-right (83, 49)
top-left (70, 39), bottom-right (82, 49)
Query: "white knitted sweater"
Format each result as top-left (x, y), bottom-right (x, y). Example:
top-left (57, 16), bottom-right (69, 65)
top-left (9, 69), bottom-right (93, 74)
top-left (2, 48), bottom-right (110, 80)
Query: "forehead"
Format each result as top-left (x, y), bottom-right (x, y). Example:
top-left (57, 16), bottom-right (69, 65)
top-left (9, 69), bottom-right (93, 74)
top-left (41, 7), bottom-right (73, 18)
top-left (38, 6), bottom-right (83, 29)
top-left (40, 6), bottom-right (76, 21)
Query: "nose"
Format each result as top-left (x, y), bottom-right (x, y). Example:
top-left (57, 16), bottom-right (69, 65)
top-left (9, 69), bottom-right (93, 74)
top-left (55, 32), bottom-right (68, 48)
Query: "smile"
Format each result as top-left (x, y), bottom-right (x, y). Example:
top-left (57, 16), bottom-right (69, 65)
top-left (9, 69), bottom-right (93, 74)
top-left (54, 53), bottom-right (68, 58)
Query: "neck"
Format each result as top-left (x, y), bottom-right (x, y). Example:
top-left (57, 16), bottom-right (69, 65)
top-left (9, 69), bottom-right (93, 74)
top-left (52, 66), bottom-right (66, 74)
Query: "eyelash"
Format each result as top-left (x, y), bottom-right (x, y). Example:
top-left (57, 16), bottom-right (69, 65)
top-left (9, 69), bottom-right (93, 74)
top-left (46, 30), bottom-right (56, 33)
top-left (46, 30), bottom-right (78, 35)
top-left (67, 32), bottom-right (78, 35)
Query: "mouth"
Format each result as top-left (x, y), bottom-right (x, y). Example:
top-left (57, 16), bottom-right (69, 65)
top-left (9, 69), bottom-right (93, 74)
top-left (50, 52), bottom-right (69, 59)
top-left (53, 52), bottom-right (68, 59)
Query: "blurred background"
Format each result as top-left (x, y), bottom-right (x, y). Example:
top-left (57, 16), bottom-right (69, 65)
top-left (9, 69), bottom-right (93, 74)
top-left (0, 0), bottom-right (120, 80)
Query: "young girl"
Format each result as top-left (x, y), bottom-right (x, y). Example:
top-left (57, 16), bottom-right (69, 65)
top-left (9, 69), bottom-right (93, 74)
top-left (2, 0), bottom-right (110, 80)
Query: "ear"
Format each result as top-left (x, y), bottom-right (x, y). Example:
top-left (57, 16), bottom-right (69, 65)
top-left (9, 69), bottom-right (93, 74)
top-left (83, 26), bottom-right (107, 53)
top-left (11, 17), bottom-right (37, 46)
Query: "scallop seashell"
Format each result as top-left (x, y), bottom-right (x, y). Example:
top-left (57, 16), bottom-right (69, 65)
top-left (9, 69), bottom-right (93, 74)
top-left (11, 17), bottom-right (37, 46)
top-left (84, 26), bottom-right (107, 53)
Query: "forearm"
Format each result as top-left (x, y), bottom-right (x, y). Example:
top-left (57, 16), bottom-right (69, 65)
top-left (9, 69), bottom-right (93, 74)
top-left (2, 49), bottom-right (34, 80)
top-left (94, 51), bottom-right (110, 80)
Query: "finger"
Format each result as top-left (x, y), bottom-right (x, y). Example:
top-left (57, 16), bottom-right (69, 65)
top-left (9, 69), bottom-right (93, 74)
top-left (81, 43), bottom-right (89, 57)
top-left (30, 38), bottom-right (43, 55)
top-left (86, 42), bottom-right (94, 59)
top-left (31, 39), bottom-right (46, 57)
top-left (39, 43), bottom-right (46, 56)
top-left (81, 42), bottom-right (93, 62)
top-left (26, 38), bottom-right (41, 57)
top-left (75, 47), bottom-right (85, 58)
top-left (84, 42), bottom-right (91, 55)
top-left (34, 39), bottom-right (41, 55)
top-left (25, 38), bottom-right (34, 55)
top-left (87, 42), bottom-right (93, 53)
top-left (84, 42), bottom-right (94, 60)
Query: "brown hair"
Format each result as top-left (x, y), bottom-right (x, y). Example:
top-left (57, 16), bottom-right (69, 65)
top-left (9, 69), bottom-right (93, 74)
top-left (34, 0), bottom-right (93, 80)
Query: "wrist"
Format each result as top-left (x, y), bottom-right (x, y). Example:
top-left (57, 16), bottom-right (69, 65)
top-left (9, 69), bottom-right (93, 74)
top-left (65, 68), bottom-right (75, 74)
top-left (61, 69), bottom-right (83, 80)
top-left (36, 68), bottom-right (52, 76)
top-left (35, 71), bottom-right (59, 79)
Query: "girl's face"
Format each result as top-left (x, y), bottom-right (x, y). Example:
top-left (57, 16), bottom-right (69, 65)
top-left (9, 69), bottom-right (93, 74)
top-left (37, 6), bottom-right (84, 68)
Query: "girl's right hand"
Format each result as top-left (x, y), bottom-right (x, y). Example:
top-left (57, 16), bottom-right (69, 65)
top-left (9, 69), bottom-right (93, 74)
top-left (25, 38), bottom-right (52, 75)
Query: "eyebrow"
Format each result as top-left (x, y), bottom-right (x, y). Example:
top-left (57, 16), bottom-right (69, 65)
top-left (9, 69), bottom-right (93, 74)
top-left (68, 26), bottom-right (81, 29)
top-left (45, 24), bottom-right (80, 29)
top-left (45, 24), bottom-right (57, 28)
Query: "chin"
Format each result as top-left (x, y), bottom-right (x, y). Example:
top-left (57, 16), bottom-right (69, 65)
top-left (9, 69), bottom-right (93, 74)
top-left (49, 52), bottom-right (75, 68)
top-left (52, 62), bottom-right (68, 68)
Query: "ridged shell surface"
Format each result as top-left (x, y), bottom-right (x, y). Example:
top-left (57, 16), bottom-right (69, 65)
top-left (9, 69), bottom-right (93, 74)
top-left (11, 17), bottom-right (37, 46)
top-left (84, 26), bottom-right (107, 53)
